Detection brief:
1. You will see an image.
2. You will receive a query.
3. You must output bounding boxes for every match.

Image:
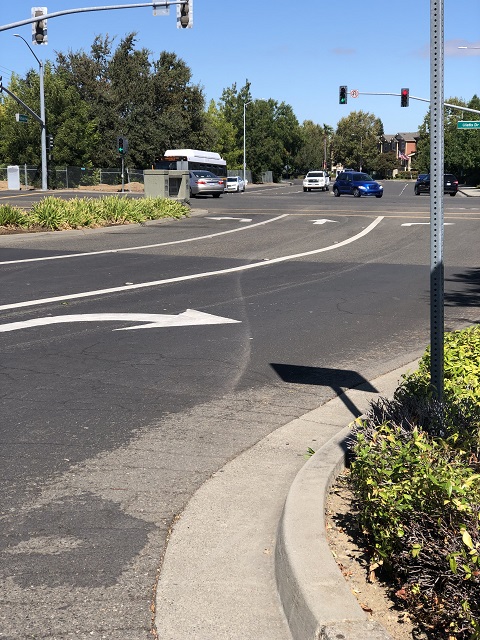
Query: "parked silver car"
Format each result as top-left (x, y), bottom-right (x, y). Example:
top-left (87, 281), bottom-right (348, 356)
top-left (189, 170), bottom-right (225, 198)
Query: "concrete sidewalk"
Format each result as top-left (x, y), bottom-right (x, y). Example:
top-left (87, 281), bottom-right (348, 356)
top-left (154, 357), bottom-right (420, 640)
top-left (459, 186), bottom-right (480, 196)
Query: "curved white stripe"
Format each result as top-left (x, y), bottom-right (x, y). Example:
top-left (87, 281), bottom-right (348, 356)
top-left (0, 214), bottom-right (288, 265)
top-left (0, 217), bottom-right (383, 312)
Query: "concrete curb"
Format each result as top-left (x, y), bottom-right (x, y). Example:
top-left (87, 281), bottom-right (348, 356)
top-left (275, 428), bottom-right (392, 640)
top-left (275, 361), bottom-right (421, 640)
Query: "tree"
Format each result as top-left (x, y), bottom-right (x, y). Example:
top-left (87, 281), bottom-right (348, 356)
top-left (54, 34), bottom-right (211, 168)
top-left (370, 151), bottom-right (400, 179)
top-left (243, 98), bottom-right (300, 182)
top-left (0, 64), bottom-right (98, 167)
top-left (413, 95), bottom-right (480, 185)
top-left (204, 99), bottom-right (240, 168)
top-left (295, 121), bottom-right (333, 175)
top-left (332, 111), bottom-right (384, 173)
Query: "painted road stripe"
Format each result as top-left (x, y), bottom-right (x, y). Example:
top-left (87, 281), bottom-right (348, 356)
top-left (0, 216), bottom-right (384, 312)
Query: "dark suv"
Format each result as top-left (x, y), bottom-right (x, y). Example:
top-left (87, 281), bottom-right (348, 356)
top-left (414, 174), bottom-right (458, 196)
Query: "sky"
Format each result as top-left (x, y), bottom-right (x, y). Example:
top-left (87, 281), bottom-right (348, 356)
top-left (1, 0), bottom-right (479, 136)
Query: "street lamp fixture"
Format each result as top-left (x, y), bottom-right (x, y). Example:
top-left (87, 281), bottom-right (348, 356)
top-left (458, 46), bottom-right (480, 49)
top-left (13, 33), bottom-right (47, 191)
top-left (243, 100), bottom-right (252, 185)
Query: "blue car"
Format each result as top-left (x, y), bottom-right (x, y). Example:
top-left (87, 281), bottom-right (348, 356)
top-left (333, 172), bottom-right (383, 198)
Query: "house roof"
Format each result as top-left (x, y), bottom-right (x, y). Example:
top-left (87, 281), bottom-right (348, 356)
top-left (395, 132), bottom-right (420, 141)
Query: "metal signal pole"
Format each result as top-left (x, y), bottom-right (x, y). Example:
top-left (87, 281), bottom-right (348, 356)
top-left (430, 0), bottom-right (444, 401)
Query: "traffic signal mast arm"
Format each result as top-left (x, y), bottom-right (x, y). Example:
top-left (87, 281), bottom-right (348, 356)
top-left (0, 1), bottom-right (190, 33)
top-left (355, 91), bottom-right (480, 116)
top-left (0, 83), bottom-right (43, 124)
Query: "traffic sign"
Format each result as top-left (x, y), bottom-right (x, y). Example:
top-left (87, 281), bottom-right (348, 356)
top-left (350, 89), bottom-right (359, 98)
top-left (15, 113), bottom-right (28, 123)
top-left (457, 121), bottom-right (480, 129)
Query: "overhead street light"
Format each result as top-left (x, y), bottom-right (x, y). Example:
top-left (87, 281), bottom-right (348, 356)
top-left (13, 33), bottom-right (47, 191)
top-left (458, 46), bottom-right (480, 49)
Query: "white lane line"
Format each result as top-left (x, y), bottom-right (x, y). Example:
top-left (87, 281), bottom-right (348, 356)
top-left (205, 217), bottom-right (252, 222)
top-left (0, 217), bottom-right (383, 312)
top-left (402, 222), bottom-right (455, 226)
top-left (0, 214), bottom-right (288, 265)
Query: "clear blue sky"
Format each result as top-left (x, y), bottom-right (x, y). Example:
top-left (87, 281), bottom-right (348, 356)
top-left (1, 1), bottom-right (479, 136)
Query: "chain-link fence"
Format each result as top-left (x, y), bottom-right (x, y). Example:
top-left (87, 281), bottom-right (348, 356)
top-left (0, 165), bottom-right (145, 190)
top-left (1, 165), bottom-right (274, 189)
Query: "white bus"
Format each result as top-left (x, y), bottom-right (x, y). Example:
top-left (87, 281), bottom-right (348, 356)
top-left (153, 149), bottom-right (227, 177)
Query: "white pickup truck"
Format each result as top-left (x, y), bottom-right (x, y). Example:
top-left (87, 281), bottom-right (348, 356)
top-left (302, 170), bottom-right (330, 192)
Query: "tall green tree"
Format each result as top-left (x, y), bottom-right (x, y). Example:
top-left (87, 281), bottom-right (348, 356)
top-left (205, 99), bottom-right (240, 168)
top-left (332, 111), bottom-right (384, 173)
top-left (55, 34), bottom-right (211, 168)
top-left (241, 96), bottom-right (300, 181)
top-left (295, 121), bottom-right (333, 174)
top-left (0, 63), bottom-right (98, 167)
top-left (414, 96), bottom-right (480, 184)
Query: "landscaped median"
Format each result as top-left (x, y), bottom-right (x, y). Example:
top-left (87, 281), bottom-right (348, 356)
top-left (348, 326), bottom-right (480, 640)
top-left (0, 195), bottom-right (190, 232)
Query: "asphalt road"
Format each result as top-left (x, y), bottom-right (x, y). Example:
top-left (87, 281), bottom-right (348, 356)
top-left (0, 181), bottom-right (479, 639)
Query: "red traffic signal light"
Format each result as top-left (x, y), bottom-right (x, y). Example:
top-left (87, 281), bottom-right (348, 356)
top-left (401, 88), bottom-right (409, 107)
top-left (339, 86), bottom-right (347, 105)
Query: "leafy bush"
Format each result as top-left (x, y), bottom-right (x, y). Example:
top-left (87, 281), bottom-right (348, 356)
top-left (0, 204), bottom-right (29, 228)
top-left (349, 325), bottom-right (480, 639)
top-left (1, 196), bottom-right (189, 232)
top-left (30, 196), bottom-right (69, 230)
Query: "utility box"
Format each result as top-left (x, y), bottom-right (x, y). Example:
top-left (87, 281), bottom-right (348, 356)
top-left (7, 165), bottom-right (21, 191)
top-left (143, 170), bottom-right (189, 200)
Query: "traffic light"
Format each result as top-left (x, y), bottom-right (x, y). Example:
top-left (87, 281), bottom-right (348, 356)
top-left (177, 0), bottom-right (193, 28)
top-left (339, 86), bottom-right (347, 105)
top-left (31, 7), bottom-right (48, 45)
top-left (401, 88), bottom-right (409, 107)
top-left (47, 134), bottom-right (54, 151)
top-left (117, 136), bottom-right (128, 155)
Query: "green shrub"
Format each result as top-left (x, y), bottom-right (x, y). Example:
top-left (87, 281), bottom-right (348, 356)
top-left (349, 326), bottom-right (480, 638)
top-left (65, 197), bottom-right (99, 228)
top-left (94, 195), bottom-right (131, 223)
top-left (0, 204), bottom-right (29, 227)
top-left (0, 196), bottom-right (189, 232)
top-left (30, 196), bottom-right (69, 230)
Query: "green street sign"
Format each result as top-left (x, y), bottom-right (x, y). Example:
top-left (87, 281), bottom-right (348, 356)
top-left (457, 121), bottom-right (480, 129)
top-left (15, 113), bottom-right (28, 123)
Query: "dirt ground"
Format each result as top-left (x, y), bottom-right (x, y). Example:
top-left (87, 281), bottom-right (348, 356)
top-left (326, 470), bottom-right (419, 639)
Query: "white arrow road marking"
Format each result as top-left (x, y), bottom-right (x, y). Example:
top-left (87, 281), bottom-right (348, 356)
top-left (311, 219), bottom-right (339, 225)
top-left (0, 216), bottom-right (384, 313)
top-left (205, 217), bottom-right (252, 222)
top-left (0, 309), bottom-right (241, 333)
top-left (402, 222), bottom-right (455, 226)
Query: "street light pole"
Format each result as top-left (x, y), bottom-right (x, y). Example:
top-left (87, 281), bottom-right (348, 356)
top-left (243, 101), bottom-right (251, 184)
top-left (14, 34), bottom-right (47, 191)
